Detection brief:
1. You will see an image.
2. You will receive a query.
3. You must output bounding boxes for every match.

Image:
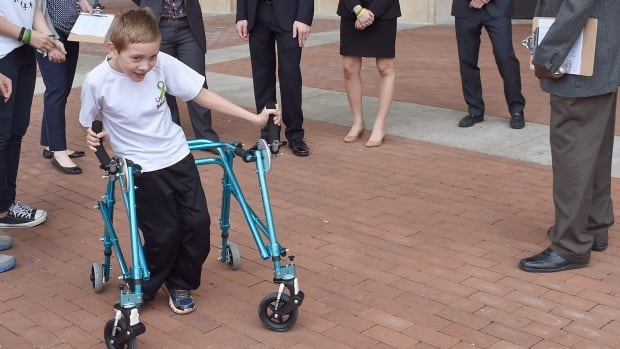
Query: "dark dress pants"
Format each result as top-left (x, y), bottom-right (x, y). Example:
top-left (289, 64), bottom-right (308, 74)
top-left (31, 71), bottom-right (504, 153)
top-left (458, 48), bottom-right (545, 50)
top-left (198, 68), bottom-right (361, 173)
top-left (548, 92), bottom-right (617, 263)
top-left (455, 11), bottom-right (525, 116)
top-left (249, 1), bottom-right (305, 142)
top-left (0, 45), bottom-right (36, 212)
top-left (36, 38), bottom-right (80, 151)
top-left (159, 20), bottom-right (219, 141)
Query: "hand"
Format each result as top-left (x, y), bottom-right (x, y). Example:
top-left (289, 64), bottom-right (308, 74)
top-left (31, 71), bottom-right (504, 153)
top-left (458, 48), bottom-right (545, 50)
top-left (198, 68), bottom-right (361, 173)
top-left (355, 9), bottom-right (375, 30)
top-left (47, 47), bottom-right (66, 63)
top-left (534, 64), bottom-right (564, 80)
top-left (86, 127), bottom-right (107, 151)
top-left (235, 20), bottom-right (249, 41)
top-left (0, 73), bottom-right (11, 102)
top-left (79, 0), bottom-right (94, 14)
top-left (255, 104), bottom-right (282, 128)
top-left (469, 0), bottom-right (488, 9)
top-left (292, 21), bottom-right (311, 47)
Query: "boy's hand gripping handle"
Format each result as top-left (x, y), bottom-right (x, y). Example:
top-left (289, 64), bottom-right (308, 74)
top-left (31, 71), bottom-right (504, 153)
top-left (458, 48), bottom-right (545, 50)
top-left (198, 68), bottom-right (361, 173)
top-left (265, 102), bottom-right (280, 154)
top-left (91, 120), bottom-right (111, 167)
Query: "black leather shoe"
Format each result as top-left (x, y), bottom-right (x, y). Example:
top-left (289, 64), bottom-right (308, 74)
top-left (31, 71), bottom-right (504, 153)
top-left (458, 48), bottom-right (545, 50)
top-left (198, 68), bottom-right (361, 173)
top-left (519, 248), bottom-right (588, 273)
top-left (458, 114), bottom-right (484, 127)
top-left (510, 112), bottom-right (525, 129)
top-left (43, 149), bottom-right (85, 159)
top-left (51, 158), bottom-right (82, 175)
top-left (288, 138), bottom-right (309, 157)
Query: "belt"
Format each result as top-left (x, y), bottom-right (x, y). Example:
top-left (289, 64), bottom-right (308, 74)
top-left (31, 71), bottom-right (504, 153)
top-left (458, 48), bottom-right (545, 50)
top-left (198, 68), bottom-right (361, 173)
top-left (161, 15), bottom-right (187, 21)
top-left (261, 0), bottom-right (273, 3)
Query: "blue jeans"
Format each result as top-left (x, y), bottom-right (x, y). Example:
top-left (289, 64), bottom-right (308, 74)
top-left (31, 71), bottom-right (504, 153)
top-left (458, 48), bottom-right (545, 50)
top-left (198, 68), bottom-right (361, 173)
top-left (0, 45), bottom-right (36, 212)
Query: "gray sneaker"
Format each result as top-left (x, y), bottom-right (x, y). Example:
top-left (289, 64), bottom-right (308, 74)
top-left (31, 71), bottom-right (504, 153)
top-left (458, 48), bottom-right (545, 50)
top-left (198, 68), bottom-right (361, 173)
top-left (0, 201), bottom-right (47, 228)
top-left (0, 235), bottom-right (12, 251)
top-left (0, 254), bottom-right (15, 272)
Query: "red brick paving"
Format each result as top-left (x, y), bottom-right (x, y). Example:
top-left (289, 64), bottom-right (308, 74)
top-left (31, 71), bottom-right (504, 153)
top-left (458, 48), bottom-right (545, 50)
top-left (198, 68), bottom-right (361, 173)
top-left (2, 2), bottom-right (620, 349)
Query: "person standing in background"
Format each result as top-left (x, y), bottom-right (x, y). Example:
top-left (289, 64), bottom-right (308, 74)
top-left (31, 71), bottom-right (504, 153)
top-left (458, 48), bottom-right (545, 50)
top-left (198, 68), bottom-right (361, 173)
top-left (337, 0), bottom-right (401, 147)
top-left (451, 0), bottom-right (526, 129)
top-left (0, 2), bottom-right (65, 228)
top-left (132, 0), bottom-right (220, 142)
top-left (235, 0), bottom-right (313, 157)
top-left (519, 0), bottom-right (620, 272)
top-left (37, 0), bottom-right (94, 175)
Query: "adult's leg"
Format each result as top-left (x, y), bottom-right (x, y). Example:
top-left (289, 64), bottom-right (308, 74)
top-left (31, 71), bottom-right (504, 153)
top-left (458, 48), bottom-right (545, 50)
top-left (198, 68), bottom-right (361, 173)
top-left (548, 93), bottom-right (617, 262)
top-left (342, 55), bottom-right (365, 139)
top-left (368, 57), bottom-right (396, 144)
top-left (454, 15), bottom-right (484, 116)
top-left (249, 6), bottom-right (278, 139)
top-left (174, 22), bottom-right (219, 141)
top-left (275, 30), bottom-right (304, 141)
top-left (484, 16), bottom-right (525, 115)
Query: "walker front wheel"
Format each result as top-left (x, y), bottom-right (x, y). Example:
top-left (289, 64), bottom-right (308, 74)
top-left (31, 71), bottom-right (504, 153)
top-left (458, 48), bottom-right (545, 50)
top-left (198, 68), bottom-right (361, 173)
top-left (104, 319), bottom-right (138, 349)
top-left (91, 262), bottom-right (105, 293)
top-left (258, 292), bottom-right (298, 332)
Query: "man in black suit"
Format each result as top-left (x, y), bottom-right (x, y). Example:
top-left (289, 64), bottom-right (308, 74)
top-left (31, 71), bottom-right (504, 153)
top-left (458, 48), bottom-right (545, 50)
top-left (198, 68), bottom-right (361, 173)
top-left (451, 0), bottom-right (526, 129)
top-left (236, 0), bottom-right (314, 156)
top-left (132, 0), bottom-right (219, 142)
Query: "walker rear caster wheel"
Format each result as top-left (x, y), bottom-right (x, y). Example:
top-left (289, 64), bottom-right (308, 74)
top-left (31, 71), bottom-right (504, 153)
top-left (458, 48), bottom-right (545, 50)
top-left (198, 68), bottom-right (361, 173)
top-left (104, 319), bottom-right (138, 349)
top-left (91, 262), bottom-right (105, 293)
top-left (258, 292), bottom-right (298, 332)
top-left (226, 242), bottom-right (241, 270)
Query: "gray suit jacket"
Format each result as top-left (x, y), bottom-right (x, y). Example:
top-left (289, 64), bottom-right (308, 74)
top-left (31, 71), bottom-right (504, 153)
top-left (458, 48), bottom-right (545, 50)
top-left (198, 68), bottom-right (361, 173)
top-left (132, 0), bottom-right (207, 53)
top-left (533, 0), bottom-right (620, 97)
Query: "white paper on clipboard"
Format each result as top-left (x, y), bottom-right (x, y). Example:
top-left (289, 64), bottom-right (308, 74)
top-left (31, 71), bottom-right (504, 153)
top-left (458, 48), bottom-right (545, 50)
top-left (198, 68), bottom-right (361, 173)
top-left (68, 13), bottom-right (115, 43)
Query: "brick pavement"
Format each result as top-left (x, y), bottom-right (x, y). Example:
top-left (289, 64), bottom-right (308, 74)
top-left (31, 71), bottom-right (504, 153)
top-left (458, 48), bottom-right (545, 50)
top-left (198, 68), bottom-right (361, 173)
top-left (1, 3), bottom-right (620, 349)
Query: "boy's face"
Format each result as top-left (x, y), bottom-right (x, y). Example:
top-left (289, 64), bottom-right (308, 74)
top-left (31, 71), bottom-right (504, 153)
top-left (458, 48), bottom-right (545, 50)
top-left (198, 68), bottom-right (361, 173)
top-left (107, 40), bottom-right (161, 82)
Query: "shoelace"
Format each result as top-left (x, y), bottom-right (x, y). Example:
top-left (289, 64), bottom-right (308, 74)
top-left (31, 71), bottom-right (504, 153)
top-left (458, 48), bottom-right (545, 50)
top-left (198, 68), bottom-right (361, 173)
top-left (9, 202), bottom-right (33, 219)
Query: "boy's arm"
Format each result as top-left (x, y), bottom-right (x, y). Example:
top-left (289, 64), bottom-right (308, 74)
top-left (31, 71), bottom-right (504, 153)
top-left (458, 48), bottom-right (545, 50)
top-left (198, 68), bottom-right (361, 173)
top-left (193, 88), bottom-right (280, 127)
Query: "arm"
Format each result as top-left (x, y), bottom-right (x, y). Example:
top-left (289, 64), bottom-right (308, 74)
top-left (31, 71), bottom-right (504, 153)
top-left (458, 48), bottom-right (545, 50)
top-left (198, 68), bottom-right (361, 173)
top-left (192, 88), bottom-right (281, 127)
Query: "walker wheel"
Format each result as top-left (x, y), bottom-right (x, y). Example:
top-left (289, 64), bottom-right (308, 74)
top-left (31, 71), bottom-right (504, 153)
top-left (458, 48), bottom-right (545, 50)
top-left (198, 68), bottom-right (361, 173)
top-left (91, 262), bottom-right (105, 293)
top-left (226, 242), bottom-right (241, 270)
top-left (258, 292), bottom-right (298, 332)
top-left (104, 319), bottom-right (137, 349)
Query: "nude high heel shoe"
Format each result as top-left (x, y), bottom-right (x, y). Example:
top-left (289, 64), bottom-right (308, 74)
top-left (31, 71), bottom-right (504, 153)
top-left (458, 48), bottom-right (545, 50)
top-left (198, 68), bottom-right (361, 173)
top-left (343, 128), bottom-right (365, 143)
top-left (365, 134), bottom-right (386, 147)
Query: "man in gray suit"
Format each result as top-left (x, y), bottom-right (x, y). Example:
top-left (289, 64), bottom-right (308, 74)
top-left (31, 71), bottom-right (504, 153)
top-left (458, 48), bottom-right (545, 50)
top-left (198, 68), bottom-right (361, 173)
top-left (520, 0), bottom-right (620, 272)
top-left (451, 0), bottom-right (526, 129)
top-left (132, 0), bottom-right (219, 142)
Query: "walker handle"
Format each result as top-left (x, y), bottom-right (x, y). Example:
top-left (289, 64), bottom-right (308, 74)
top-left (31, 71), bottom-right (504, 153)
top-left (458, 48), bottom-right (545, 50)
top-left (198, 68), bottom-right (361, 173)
top-left (91, 120), bottom-right (111, 167)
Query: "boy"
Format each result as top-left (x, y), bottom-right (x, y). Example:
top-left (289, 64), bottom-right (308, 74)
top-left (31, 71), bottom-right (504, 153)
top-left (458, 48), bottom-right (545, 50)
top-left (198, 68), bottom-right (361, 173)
top-left (80, 9), bottom-right (280, 314)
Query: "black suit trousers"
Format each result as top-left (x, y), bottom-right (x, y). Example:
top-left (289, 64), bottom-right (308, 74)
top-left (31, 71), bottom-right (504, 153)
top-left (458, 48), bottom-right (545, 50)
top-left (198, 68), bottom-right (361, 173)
top-left (454, 10), bottom-right (524, 116)
top-left (249, 2), bottom-right (305, 141)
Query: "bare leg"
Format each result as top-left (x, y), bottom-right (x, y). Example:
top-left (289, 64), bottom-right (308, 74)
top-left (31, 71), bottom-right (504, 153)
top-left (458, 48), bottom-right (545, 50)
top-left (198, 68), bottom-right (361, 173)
top-left (367, 57), bottom-right (395, 147)
top-left (342, 55), bottom-right (365, 142)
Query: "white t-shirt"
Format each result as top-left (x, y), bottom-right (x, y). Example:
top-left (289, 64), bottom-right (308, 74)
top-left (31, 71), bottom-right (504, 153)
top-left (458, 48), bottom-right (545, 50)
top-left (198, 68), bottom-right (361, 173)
top-left (79, 52), bottom-right (205, 172)
top-left (0, 3), bottom-right (35, 59)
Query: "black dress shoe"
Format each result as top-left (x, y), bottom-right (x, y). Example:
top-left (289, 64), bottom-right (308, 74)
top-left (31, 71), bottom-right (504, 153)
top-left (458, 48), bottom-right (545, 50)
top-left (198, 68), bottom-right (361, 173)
top-left (43, 149), bottom-right (85, 159)
top-left (591, 242), bottom-right (608, 252)
top-left (509, 112), bottom-right (525, 129)
top-left (288, 138), bottom-right (309, 157)
top-left (519, 247), bottom-right (588, 273)
top-left (458, 114), bottom-right (484, 127)
top-left (51, 158), bottom-right (83, 175)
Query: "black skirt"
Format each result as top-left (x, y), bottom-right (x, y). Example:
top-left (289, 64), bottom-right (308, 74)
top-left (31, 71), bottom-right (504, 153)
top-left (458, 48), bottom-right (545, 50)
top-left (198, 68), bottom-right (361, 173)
top-left (339, 17), bottom-right (397, 58)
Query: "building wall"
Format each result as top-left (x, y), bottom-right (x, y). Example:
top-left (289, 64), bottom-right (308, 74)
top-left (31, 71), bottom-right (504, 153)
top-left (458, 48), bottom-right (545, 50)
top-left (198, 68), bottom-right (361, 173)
top-left (201, 0), bottom-right (455, 25)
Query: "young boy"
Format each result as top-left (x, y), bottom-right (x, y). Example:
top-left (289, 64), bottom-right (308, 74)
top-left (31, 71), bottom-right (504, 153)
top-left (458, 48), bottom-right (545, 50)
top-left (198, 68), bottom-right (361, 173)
top-left (79, 9), bottom-right (280, 314)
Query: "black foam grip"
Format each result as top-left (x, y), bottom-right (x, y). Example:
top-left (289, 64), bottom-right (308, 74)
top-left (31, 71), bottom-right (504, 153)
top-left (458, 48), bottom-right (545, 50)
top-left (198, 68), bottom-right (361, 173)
top-left (265, 102), bottom-right (279, 143)
top-left (91, 120), bottom-right (111, 166)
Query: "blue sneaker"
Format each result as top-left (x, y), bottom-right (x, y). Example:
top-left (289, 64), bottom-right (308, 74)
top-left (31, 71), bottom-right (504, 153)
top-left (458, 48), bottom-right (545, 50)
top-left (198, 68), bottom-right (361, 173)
top-left (0, 235), bottom-right (12, 251)
top-left (165, 284), bottom-right (195, 314)
top-left (0, 254), bottom-right (15, 273)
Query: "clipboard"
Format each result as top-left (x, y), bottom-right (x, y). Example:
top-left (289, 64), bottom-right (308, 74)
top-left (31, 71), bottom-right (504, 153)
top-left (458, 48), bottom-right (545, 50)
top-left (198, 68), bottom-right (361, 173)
top-left (531, 17), bottom-right (597, 76)
top-left (68, 13), bottom-right (115, 43)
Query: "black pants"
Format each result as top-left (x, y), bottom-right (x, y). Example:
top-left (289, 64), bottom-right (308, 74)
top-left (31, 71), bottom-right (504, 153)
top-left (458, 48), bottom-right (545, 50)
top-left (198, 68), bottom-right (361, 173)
top-left (135, 154), bottom-right (211, 297)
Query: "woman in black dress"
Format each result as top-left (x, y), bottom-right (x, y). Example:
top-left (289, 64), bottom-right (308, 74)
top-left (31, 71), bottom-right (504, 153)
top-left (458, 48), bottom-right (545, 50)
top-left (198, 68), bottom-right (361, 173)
top-left (337, 0), bottom-right (401, 147)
